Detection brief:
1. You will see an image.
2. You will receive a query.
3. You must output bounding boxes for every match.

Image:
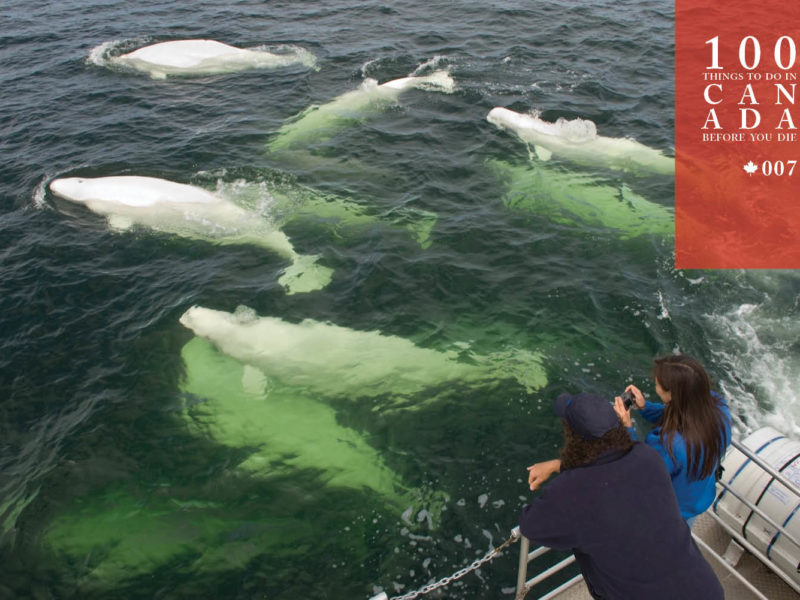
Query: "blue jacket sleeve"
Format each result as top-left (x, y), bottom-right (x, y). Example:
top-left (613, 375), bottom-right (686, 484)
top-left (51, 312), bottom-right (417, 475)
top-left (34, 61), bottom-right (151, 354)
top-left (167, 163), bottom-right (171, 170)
top-left (640, 401), bottom-right (664, 424)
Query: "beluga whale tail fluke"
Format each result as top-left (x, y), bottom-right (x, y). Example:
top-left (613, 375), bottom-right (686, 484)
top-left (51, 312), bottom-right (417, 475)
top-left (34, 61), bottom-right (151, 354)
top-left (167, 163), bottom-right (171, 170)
top-left (95, 39), bottom-right (316, 79)
top-left (48, 175), bottom-right (332, 295)
top-left (487, 107), bottom-right (674, 176)
top-left (378, 69), bottom-right (456, 93)
top-left (268, 69), bottom-right (456, 152)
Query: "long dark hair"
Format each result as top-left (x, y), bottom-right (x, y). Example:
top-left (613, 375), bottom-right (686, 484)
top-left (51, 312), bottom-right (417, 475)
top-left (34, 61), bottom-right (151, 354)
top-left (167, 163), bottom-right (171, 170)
top-left (653, 355), bottom-right (728, 480)
top-left (560, 421), bottom-right (634, 470)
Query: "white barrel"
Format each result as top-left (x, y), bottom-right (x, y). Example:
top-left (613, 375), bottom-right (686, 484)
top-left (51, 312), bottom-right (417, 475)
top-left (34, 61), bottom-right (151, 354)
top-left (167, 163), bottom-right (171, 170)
top-left (714, 426), bottom-right (800, 586)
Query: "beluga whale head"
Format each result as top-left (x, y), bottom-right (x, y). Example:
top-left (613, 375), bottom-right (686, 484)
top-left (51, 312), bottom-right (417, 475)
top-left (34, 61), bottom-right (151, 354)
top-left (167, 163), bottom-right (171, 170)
top-left (49, 177), bottom-right (94, 204)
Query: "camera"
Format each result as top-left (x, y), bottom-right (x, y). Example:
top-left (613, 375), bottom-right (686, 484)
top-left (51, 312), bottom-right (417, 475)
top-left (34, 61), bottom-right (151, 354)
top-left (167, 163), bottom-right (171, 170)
top-left (621, 390), bottom-right (636, 410)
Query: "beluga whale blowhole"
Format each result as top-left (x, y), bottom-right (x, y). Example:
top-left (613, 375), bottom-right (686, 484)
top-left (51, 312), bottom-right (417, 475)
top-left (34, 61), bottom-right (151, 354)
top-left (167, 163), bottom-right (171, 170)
top-left (48, 175), bottom-right (332, 294)
top-left (487, 107), bottom-right (674, 176)
top-left (95, 39), bottom-right (316, 79)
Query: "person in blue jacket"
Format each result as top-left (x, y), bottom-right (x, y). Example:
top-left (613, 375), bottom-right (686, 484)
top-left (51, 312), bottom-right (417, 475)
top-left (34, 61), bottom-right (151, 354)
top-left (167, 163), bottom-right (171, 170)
top-left (520, 392), bottom-right (723, 600)
top-left (613, 354), bottom-right (732, 528)
top-left (527, 354), bottom-right (732, 529)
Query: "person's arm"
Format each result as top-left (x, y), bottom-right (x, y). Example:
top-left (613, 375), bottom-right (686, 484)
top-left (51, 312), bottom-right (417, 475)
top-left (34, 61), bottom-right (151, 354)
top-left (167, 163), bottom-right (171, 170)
top-left (616, 384), bottom-right (646, 432)
top-left (519, 487), bottom-right (576, 550)
top-left (626, 383), bottom-right (666, 423)
top-left (527, 459), bottom-right (561, 491)
top-left (613, 396), bottom-right (639, 439)
top-left (640, 401), bottom-right (664, 423)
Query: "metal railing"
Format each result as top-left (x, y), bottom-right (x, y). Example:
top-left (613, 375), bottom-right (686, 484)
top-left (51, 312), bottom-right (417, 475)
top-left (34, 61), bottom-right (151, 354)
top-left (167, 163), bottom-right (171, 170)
top-left (513, 520), bottom-right (779, 600)
top-left (373, 432), bottom-right (800, 600)
top-left (513, 527), bottom-right (583, 600)
top-left (712, 436), bottom-right (800, 595)
top-left (512, 434), bottom-right (800, 600)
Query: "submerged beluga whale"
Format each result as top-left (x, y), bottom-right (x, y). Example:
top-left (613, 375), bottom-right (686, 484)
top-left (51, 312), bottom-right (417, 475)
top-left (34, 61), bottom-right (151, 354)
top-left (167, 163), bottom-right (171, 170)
top-left (44, 485), bottom-right (318, 589)
top-left (106, 39), bottom-right (316, 79)
top-left (268, 70), bottom-right (456, 151)
top-left (179, 305), bottom-right (547, 408)
top-left (49, 176), bottom-right (332, 294)
top-left (487, 107), bottom-right (675, 176)
top-left (179, 335), bottom-right (446, 516)
top-left (41, 336), bottom-right (451, 592)
top-left (487, 159), bottom-right (673, 238)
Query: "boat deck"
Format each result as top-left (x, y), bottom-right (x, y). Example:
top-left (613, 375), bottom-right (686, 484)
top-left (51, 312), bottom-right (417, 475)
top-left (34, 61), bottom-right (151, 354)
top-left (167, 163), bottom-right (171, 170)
top-left (534, 512), bottom-right (800, 600)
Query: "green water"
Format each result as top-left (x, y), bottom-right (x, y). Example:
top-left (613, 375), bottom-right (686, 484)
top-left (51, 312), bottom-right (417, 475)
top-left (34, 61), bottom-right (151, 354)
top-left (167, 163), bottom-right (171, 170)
top-left (2, 1), bottom-right (799, 599)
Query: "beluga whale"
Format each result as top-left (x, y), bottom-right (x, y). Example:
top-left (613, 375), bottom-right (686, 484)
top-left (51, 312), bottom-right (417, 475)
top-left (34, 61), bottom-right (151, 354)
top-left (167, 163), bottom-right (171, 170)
top-left (49, 176), bottom-right (332, 294)
top-left (177, 335), bottom-right (447, 516)
top-left (179, 305), bottom-right (547, 410)
top-left (268, 70), bottom-right (456, 151)
top-left (104, 39), bottom-right (316, 79)
top-left (487, 107), bottom-right (674, 176)
top-left (487, 159), bottom-right (673, 238)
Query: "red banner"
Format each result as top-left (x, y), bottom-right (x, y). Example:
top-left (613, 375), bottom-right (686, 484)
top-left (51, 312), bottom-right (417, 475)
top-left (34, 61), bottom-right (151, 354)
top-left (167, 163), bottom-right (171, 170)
top-left (675, 0), bottom-right (800, 268)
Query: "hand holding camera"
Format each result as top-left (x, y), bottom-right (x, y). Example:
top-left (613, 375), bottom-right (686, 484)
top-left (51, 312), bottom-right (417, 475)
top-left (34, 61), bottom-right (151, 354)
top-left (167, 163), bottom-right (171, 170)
top-left (614, 385), bottom-right (644, 427)
top-left (620, 389), bottom-right (637, 410)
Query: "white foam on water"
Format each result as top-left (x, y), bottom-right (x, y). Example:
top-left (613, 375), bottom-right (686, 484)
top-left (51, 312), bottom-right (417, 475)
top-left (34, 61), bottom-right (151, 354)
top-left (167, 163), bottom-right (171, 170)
top-left (401, 506), bottom-right (414, 524)
top-left (482, 528), bottom-right (494, 549)
top-left (705, 302), bottom-right (800, 436)
top-left (251, 44), bottom-right (317, 69)
top-left (31, 176), bottom-right (51, 211)
top-left (213, 178), bottom-right (279, 219)
top-left (553, 116), bottom-right (598, 143)
top-left (656, 291), bottom-right (671, 320)
top-left (86, 38), bottom-right (148, 68)
top-left (411, 55), bottom-right (450, 76)
top-left (359, 58), bottom-right (382, 79)
top-left (86, 40), bottom-right (123, 67)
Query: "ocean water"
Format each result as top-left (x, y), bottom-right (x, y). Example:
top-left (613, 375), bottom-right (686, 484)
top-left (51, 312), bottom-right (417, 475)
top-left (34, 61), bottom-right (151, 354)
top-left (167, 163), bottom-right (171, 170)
top-left (1, 1), bottom-right (799, 599)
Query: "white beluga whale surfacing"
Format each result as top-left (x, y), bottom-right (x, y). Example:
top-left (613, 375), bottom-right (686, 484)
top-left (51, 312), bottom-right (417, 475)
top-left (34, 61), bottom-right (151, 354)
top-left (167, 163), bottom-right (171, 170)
top-left (48, 175), bottom-right (332, 294)
top-left (268, 69), bottom-right (456, 151)
top-left (179, 305), bottom-right (547, 408)
top-left (99, 39), bottom-right (316, 79)
top-left (487, 107), bottom-right (674, 176)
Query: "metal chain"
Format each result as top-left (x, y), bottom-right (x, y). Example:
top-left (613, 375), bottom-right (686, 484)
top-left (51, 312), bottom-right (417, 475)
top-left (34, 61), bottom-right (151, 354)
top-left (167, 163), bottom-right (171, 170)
top-left (385, 532), bottom-right (520, 600)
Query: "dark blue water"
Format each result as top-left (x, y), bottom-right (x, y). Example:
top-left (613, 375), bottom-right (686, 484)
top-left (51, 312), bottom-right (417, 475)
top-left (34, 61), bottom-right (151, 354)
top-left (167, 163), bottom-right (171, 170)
top-left (2, 1), bottom-right (799, 599)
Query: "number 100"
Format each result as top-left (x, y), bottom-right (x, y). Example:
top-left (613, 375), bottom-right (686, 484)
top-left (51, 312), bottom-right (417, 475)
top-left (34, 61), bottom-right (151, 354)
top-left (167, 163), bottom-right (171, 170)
top-left (706, 36), bottom-right (797, 70)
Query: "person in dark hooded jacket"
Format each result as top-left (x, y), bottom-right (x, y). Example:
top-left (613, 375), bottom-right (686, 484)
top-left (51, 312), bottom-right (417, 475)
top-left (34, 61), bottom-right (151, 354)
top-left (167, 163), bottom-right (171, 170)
top-left (519, 392), bottom-right (723, 600)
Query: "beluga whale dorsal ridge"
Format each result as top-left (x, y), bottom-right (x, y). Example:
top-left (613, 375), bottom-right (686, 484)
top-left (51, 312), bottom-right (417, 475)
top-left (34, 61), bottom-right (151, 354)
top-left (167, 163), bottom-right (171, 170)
top-left (106, 39), bottom-right (316, 79)
top-left (48, 175), bottom-right (332, 294)
top-left (487, 107), bottom-right (674, 176)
